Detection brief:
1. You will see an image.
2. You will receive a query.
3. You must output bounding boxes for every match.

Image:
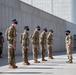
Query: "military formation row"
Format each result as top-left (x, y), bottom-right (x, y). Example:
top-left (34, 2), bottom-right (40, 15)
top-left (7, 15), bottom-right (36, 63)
top-left (0, 19), bottom-right (73, 69)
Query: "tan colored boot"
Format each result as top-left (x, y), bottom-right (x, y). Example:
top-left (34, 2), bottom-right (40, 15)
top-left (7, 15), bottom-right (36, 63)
top-left (26, 60), bottom-right (30, 65)
top-left (9, 64), bottom-right (18, 69)
top-left (51, 57), bottom-right (54, 59)
top-left (43, 59), bottom-right (47, 61)
top-left (34, 58), bottom-right (40, 63)
top-left (69, 61), bottom-right (73, 63)
top-left (12, 61), bottom-right (18, 68)
top-left (42, 56), bottom-right (47, 61)
top-left (34, 60), bottom-right (40, 63)
top-left (66, 60), bottom-right (73, 64)
top-left (48, 56), bottom-right (54, 59)
top-left (13, 65), bottom-right (18, 68)
top-left (9, 64), bottom-right (13, 69)
top-left (23, 61), bottom-right (26, 65)
top-left (12, 63), bottom-right (18, 68)
top-left (36, 60), bottom-right (40, 63)
top-left (68, 60), bottom-right (73, 64)
top-left (9, 60), bottom-right (18, 69)
top-left (23, 60), bottom-right (30, 65)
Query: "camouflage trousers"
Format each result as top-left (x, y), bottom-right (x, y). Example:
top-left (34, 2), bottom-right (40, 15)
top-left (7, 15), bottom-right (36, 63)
top-left (8, 47), bottom-right (15, 65)
top-left (22, 46), bottom-right (29, 61)
top-left (47, 45), bottom-right (52, 57)
top-left (40, 45), bottom-right (46, 57)
top-left (66, 45), bottom-right (72, 61)
top-left (0, 44), bottom-right (3, 56)
top-left (32, 44), bottom-right (39, 59)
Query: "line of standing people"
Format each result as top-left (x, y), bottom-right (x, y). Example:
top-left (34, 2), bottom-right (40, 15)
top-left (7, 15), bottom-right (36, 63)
top-left (20, 25), bottom-right (54, 65)
top-left (5, 19), bottom-right (54, 69)
top-left (1, 18), bottom-right (73, 69)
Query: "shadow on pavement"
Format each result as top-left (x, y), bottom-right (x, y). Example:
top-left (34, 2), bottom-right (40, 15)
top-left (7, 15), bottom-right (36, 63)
top-left (0, 72), bottom-right (53, 74)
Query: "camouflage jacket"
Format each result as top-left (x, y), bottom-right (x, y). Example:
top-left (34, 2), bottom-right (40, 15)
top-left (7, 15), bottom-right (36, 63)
top-left (20, 31), bottom-right (29, 46)
top-left (39, 31), bottom-right (47, 45)
top-left (65, 34), bottom-right (72, 46)
top-left (31, 30), bottom-right (39, 45)
top-left (47, 32), bottom-right (53, 44)
top-left (6, 25), bottom-right (17, 44)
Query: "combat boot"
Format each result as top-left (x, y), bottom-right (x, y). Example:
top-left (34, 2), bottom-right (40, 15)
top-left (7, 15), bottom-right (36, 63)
top-left (36, 60), bottom-right (40, 63)
top-left (9, 64), bottom-right (18, 69)
top-left (43, 59), bottom-right (47, 61)
top-left (51, 57), bottom-right (54, 59)
top-left (12, 63), bottom-right (18, 68)
top-left (12, 61), bottom-right (18, 68)
top-left (34, 58), bottom-right (40, 63)
top-left (66, 60), bottom-right (73, 64)
top-left (26, 60), bottom-right (30, 65)
top-left (42, 56), bottom-right (47, 61)
top-left (48, 56), bottom-right (54, 59)
top-left (68, 59), bottom-right (73, 64)
top-left (34, 60), bottom-right (40, 63)
top-left (69, 61), bottom-right (73, 63)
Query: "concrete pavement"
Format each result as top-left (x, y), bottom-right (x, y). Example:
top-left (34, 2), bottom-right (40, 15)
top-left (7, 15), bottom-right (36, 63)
top-left (0, 51), bottom-right (76, 75)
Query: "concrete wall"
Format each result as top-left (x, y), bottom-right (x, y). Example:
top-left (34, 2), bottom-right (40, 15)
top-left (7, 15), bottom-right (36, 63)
top-left (72, 0), bottom-right (76, 24)
top-left (0, 0), bottom-right (75, 55)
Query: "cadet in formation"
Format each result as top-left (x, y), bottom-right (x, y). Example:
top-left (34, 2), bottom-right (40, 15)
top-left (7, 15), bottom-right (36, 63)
top-left (47, 29), bottom-right (54, 59)
top-left (65, 30), bottom-right (73, 63)
top-left (39, 28), bottom-right (47, 61)
top-left (5, 19), bottom-right (18, 68)
top-left (30, 26), bottom-right (40, 63)
top-left (0, 32), bottom-right (4, 58)
top-left (20, 26), bottom-right (30, 65)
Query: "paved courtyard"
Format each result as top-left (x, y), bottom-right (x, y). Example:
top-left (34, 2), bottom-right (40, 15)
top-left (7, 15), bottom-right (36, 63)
top-left (0, 51), bottom-right (76, 75)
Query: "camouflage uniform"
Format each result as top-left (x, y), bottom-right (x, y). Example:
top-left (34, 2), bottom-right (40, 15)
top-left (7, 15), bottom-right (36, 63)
top-left (65, 34), bottom-right (73, 63)
top-left (39, 29), bottom-right (47, 61)
top-left (31, 29), bottom-right (40, 63)
top-left (0, 33), bottom-right (4, 58)
top-left (47, 31), bottom-right (53, 59)
top-left (7, 25), bottom-right (17, 68)
top-left (5, 19), bottom-right (18, 68)
top-left (20, 29), bottom-right (30, 65)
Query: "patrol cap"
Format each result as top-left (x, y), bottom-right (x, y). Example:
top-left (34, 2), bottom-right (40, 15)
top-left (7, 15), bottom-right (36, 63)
top-left (36, 25), bottom-right (40, 29)
top-left (11, 19), bottom-right (18, 24)
top-left (43, 28), bottom-right (47, 31)
top-left (65, 30), bottom-right (70, 33)
top-left (24, 26), bottom-right (29, 29)
top-left (49, 29), bottom-right (53, 33)
top-left (0, 32), bottom-right (2, 35)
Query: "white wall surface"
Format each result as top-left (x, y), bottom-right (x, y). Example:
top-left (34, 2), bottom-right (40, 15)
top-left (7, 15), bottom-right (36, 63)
top-left (0, 0), bottom-right (75, 56)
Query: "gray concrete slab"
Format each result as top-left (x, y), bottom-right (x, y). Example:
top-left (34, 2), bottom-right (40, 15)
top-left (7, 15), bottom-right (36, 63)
top-left (0, 52), bottom-right (76, 75)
